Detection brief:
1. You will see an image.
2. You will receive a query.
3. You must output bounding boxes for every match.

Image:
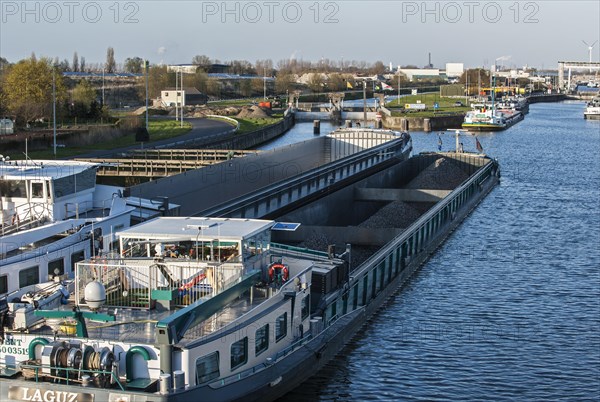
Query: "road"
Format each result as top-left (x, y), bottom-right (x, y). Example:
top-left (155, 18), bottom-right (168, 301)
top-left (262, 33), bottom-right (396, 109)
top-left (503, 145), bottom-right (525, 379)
top-left (73, 118), bottom-right (234, 158)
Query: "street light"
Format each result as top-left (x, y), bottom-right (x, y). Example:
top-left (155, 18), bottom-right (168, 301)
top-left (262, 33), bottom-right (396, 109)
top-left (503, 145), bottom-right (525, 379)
top-left (145, 60), bottom-right (149, 132)
top-left (363, 79), bottom-right (368, 127)
top-left (53, 68), bottom-right (56, 157)
top-left (263, 67), bottom-right (267, 100)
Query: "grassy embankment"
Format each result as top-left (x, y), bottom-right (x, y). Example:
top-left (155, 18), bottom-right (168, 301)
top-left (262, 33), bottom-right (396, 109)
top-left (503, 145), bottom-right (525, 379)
top-left (207, 98), bottom-right (263, 107)
top-left (208, 115), bottom-right (283, 135)
top-left (385, 94), bottom-right (471, 117)
top-left (7, 119), bottom-right (192, 160)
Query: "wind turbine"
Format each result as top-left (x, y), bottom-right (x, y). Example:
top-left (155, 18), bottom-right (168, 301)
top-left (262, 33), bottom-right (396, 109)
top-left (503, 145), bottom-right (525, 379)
top-left (582, 40), bottom-right (598, 72)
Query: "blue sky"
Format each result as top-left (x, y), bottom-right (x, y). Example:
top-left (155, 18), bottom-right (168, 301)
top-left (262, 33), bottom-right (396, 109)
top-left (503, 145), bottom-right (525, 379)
top-left (1, 1), bottom-right (599, 69)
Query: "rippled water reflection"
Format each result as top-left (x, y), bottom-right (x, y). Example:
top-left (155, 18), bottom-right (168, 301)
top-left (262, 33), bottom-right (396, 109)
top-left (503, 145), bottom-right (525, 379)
top-left (282, 102), bottom-right (600, 401)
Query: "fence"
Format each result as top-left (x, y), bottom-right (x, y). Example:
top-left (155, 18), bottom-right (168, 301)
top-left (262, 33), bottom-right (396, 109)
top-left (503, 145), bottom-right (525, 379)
top-left (75, 258), bottom-right (246, 308)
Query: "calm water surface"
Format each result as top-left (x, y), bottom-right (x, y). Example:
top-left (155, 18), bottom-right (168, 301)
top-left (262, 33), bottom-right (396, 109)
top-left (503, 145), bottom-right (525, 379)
top-left (280, 102), bottom-right (600, 401)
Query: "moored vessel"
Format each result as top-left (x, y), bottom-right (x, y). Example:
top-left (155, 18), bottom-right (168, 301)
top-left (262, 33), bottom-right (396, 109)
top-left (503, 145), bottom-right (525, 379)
top-left (0, 149), bottom-right (500, 402)
top-left (462, 104), bottom-right (523, 131)
top-left (584, 94), bottom-right (600, 119)
top-left (0, 159), bottom-right (178, 300)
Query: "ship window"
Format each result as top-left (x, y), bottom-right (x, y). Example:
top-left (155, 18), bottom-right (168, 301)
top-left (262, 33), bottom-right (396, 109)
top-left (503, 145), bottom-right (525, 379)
top-left (0, 275), bottom-right (7, 294)
top-left (231, 337), bottom-right (248, 370)
top-left (0, 180), bottom-right (26, 198)
top-left (301, 295), bottom-right (309, 320)
top-left (48, 258), bottom-right (64, 278)
top-left (276, 312), bottom-right (287, 342)
top-left (255, 324), bottom-right (269, 356)
top-left (19, 266), bottom-right (39, 288)
top-left (31, 182), bottom-right (44, 198)
top-left (195, 351), bottom-right (220, 385)
top-left (52, 168), bottom-right (95, 198)
top-left (71, 250), bottom-right (85, 272)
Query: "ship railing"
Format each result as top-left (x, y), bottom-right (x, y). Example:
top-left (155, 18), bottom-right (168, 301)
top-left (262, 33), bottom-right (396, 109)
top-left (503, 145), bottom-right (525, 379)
top-left (16, 362), bottom-right (125, 391)
top-left (1, 201), bottom-right (50, 236)
top-left (270, 243), bottom-right (330, 261)
top-left (65, 198), bottom-right (113, 219)
top-left (75, 258), bottom-right (246, 308)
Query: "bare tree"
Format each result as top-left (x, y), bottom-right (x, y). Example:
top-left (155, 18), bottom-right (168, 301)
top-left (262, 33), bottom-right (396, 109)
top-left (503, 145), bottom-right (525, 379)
top-left (256, 59), bottom-right (274, 75)
top-left (106, 47), bottom-right (116, 73)
top-left (72, 52), bottom-right (79, 72)
top-left (307, 73), bottom-right (324, 93)
top-left (370, 61), bottom-right (386, 75)
top-left (192, 55), bottom-right (211, 69)
top-left (229, 60), bottom-right (255, 75)
top-left (80, 57), bottom-right (86, 72)
top-left (275, 72), bottom-right (294, 94)
top-left (124, 57), bottom-right (144, 74)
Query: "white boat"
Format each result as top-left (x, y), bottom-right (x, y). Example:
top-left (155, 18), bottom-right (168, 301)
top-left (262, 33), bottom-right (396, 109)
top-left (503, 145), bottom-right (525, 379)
top-left (497, 95), bottom-right (529, 114)
top-left (584, 94), bottom-right (600, 120)
top-left (0, 160), bottom-right (176, 299)
top-left (462, 103), bottom-right (523, 131)
top-left (0, 152), bottom-right (501, 401)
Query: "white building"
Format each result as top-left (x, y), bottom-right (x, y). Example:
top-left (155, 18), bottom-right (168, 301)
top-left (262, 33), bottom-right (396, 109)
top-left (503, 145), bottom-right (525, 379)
top-left (167, 64), bottom-right (199, 74)
top-left (160, 87), bottom-right (208, 107)
top-left (445, 63), bottom-right (465, 78)
top-left (397, 68), bottom-right (441, 81)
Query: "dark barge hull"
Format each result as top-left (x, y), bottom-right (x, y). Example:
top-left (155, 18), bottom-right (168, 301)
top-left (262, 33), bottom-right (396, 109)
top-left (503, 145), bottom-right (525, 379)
top-left (0, 153), bottom-right (499, 402)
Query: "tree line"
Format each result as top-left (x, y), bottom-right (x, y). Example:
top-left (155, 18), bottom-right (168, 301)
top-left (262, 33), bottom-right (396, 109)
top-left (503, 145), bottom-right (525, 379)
top-left (0, 57), bottom-right (108, 126)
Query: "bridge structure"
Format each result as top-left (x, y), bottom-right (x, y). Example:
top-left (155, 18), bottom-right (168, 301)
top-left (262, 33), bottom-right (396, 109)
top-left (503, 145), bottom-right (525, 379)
top-left (558, 61), bottom-right (600, 89)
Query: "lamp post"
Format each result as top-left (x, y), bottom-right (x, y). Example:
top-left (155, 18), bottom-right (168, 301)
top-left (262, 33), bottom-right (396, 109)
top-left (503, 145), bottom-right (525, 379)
top-left (145, 60), bottom-right (149, 132)
top-left (180, 66), bottom-right (184, 128)
top-left (52, 68), bottom-right (56, 157)
top-left (263, 67), bottom-right (267, 100)
top-left (363, 79), bottom-right (367, 126)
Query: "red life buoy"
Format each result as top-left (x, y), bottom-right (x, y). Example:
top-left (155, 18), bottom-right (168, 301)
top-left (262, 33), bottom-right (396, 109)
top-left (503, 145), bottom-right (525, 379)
top-left (282, 266), bottom-right (289, 282)
top-left (268, 263), bottom-right (289, 282)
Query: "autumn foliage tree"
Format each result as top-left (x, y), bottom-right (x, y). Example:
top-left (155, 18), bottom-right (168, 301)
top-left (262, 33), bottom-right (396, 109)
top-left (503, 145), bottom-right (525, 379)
top-left (3, 58), bottom-right (66, 125)
top-left (71, 79), bottom-right (98, 117)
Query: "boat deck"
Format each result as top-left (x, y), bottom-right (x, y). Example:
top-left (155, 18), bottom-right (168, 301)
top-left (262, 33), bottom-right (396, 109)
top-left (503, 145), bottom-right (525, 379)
top-left (9, 257), bottom-right (315, 345)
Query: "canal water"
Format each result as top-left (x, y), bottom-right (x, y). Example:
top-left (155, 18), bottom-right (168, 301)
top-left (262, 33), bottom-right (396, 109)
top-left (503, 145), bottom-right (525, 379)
top-left (277, 102), bottom-right (600, 401)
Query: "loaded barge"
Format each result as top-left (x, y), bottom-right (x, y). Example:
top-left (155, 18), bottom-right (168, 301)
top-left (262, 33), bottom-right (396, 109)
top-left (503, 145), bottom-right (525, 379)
top-left (462, 104), bottom-right (523, 131)
top-left (0, 139), bottom-right (499, 402)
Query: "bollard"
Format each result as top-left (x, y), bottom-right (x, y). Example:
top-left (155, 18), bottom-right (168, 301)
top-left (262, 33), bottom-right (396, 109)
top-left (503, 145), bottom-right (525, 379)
top-left (173, 370), bottom-right (185, 391)
top-left (424, 118), bottom-right (431, 132)
top-left (159, 374), bottom-right (172, 395)
top-left (401, 118), bottom-right (409, 131)
top-left (345, 120), bottom-right (353, 128)
top-left (313, 120), bottom-right (321, 134)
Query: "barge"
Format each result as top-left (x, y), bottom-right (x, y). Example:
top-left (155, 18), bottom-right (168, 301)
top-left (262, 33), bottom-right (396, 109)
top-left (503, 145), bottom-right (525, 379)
top-left (0, 151), bottom-right (499, 402)
top-left (0, 160), bottom-right (179, 299)
top-left (584, 94), bottom-right (600, 119)
top-left (462, 104), bottom-right (523, 131)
